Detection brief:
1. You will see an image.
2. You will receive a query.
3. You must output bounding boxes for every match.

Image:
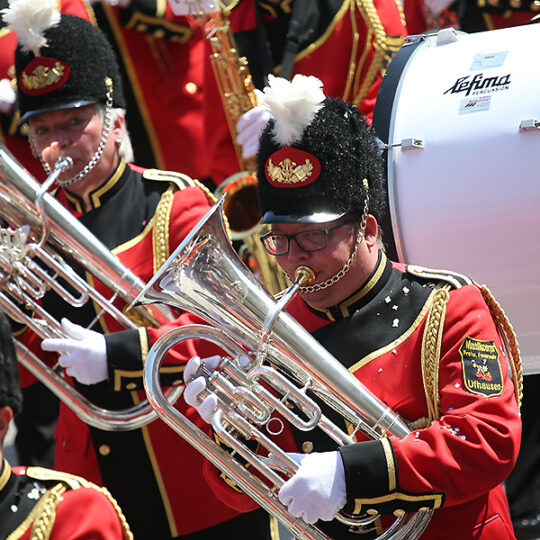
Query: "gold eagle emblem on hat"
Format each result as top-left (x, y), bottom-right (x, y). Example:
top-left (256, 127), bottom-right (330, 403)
top-left (267, 157), bottom-right (314, 184)
top-left (21, 62), bottom-right (66, 91)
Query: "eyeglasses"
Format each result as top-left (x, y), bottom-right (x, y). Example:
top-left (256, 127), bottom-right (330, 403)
top-left (260, 222), bottom-right (352, 256)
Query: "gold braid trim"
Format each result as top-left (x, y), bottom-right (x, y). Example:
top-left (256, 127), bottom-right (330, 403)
top-left (29, 484), bottom-right (66, 540)
top-left (479, 284), bottom-right (523, 409)
top-left (152, 186), bottom-right (175, 274)
top-left (353, 0), bottom-right (389, 106)
top-left (421, 284), bottom-right (451, 423)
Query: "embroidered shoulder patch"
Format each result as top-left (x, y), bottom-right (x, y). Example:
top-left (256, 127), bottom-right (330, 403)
top-left (459, 337), bottom-right (503, 397)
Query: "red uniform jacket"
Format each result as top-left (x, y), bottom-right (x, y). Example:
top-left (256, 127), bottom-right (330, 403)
top-left (91, 1), bottom-right (210, 180)
top-left (204, 0), bottom-right (407, 186)
top-left (14, 161), bottom-right (272, 538)
top-left (202, 252), bottom-right (521, 539)
top-left (0, 459), bottom-right (132, 540)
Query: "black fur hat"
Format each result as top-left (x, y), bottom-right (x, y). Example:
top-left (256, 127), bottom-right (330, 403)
top-left (0, 310), bottom-right (22, 416)
top-left (256, 75), bottom-right (385, 224)
top-left (3, 1), bottom-right (125, 122)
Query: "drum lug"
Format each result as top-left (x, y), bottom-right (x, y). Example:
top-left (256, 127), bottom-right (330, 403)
top-left (376, 137), bottom-right (424, 152)
top-left (519, 119), bottom-right (540, 132)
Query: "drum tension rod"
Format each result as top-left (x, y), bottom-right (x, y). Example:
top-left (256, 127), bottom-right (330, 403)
top-left (376, 137), bottom-right (425, 152)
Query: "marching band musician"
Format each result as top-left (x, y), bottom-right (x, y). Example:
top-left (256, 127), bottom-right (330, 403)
top-left (0, 0), bottom-right (93, 473)
top-left (87, 0), bottom-right (213, 184)
top-left (2, 1), bottom-right (274, 538)
top-left (183, 75), bottom-right (523, 538)
top-left (204, 0), bottom-right (407, 186)
top-left (0, 309), bottom-right (133, 540)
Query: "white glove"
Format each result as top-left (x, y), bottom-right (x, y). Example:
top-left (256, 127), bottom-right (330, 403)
top-left (183, 355), bottom-right (221, 423)
top-left (236, 91), bottom-right (271, 159)
top-left (0, 78), bottom-right (16, 115)
top-left (277, 451), bottom-right (347, 524)
top-left (41, 318), bottom-right (108, 385)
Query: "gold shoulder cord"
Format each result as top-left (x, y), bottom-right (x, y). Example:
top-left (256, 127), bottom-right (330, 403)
top-left (418, 282), bottom-right (523, 429)
top-left (152, 185), bottom-right (175, 274)
top-left (478, 284), bottom-right (523, 409)
top-left (420, 284), bottom-right (451, 423)
top-left (28, 484), bottom-right (66, 540)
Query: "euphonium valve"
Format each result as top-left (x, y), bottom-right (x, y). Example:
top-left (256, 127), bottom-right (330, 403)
top-left (132, 198), bottom-right (433, 539)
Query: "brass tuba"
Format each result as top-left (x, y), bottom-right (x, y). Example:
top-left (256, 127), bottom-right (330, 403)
top-left (132, 198), bottom-right (433, 539)
top-left (0, 142), bottom-right (182, 431)
top-left (196, 5), bottom-right (289, 294)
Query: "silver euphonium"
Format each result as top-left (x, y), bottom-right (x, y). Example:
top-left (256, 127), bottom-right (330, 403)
top-left (132, 198), bottom-right (433, 540)
top-left (0, 142), bottom-right (182, 431)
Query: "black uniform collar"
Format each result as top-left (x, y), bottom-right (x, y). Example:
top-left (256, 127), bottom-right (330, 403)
top-left (0, 459), bottom-right (14, 499)
top-left (306, 251), bottom-right (391, 321)
top-left (63, 159), bottom-right (128, 213)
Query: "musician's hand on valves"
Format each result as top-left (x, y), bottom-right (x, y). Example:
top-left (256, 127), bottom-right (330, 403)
top-left (41, 318), bottom-right (108, 385)
top-left (276, 450), bottom-right (347, 524)
top-left (236, 91), bottom-right (271, 159)
top-left (183, 355), bottom-right (221, 423)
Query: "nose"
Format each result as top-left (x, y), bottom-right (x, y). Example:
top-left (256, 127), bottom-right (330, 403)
top-left (286, 237), bottom-right (310, 262)
top-left (49, 130), bottom-right (71, 148)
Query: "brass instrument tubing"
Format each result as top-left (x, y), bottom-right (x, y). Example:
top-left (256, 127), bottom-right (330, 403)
top-left (35, 156), bottom-right (73, 251)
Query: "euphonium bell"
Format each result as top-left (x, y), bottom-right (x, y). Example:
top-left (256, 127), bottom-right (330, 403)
top-left (131, 197), bottom-right (433, 540)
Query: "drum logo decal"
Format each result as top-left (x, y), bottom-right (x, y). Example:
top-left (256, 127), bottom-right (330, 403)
top-left (444, 73), bottom-right (511, 97)
top-left (459, 337), bottom-right (503, 397)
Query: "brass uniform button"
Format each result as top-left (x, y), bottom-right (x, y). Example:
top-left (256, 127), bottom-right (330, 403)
top-left (184, 82), bottom-right (198, 95)
top-left (172, 379), bottom-right (183, 386)
top-left (99, 445), bottom-right (111, 456)
top-left (509, 0), bottom-right (521, 7)
top-left (153, 29), bottom-right (166, 39)
top-left (136, 23), bottom-right (148, 32)
top-left (301, 441), bottom-right (314, 453)
top-left (393, 509), bottom-right (406, 517)
top-left (366, 508), bottom-right (379, 516)
top-left (419, 507), bottom-right (430, 512)
top-left (125, 383), bottom-right (137, 390)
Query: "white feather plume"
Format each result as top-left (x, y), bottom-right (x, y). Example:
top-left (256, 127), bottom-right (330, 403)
top-left (1, 0), bottom-right (61, 57)
top-left (259, 74), bottom-right (325, 146)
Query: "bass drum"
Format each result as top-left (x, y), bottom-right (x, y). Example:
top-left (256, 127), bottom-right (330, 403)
top-left (373, 23), bottom-right (540, 374)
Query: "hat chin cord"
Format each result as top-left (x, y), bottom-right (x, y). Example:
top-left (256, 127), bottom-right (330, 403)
top-left (298, 189), bottom-right (369, 294)
top-left (30, 87), bottom-right (114, 188)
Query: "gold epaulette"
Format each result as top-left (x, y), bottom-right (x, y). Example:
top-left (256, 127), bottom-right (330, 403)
top-left (18, 468), bottom-right (134, 540)
top-left (406, 264), bottom-right (474, 290)
top-left (142, 168), bottom-right (215, 200)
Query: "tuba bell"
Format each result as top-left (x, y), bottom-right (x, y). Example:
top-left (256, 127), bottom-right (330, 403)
top-left (132, 198), bottom-right (433, 539)
top-left (0, 142), bottom-right (182, 431)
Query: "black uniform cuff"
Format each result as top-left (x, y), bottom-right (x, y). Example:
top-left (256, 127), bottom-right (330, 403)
top-left (106, 328), bottom-right (186, 392)
top-left (339, 439), bottom-right (445, 516)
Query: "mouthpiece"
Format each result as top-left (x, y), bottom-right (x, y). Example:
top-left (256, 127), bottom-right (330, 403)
top-left (54, 155), bottom-right (73, 173)
top-left (295, 266), bottom-right (315, 287)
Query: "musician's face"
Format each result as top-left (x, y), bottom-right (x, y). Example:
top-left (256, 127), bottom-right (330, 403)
top-left (271, 215), bottom-right (379, 308)
top-left (28, 104), bottom-right (123, 187)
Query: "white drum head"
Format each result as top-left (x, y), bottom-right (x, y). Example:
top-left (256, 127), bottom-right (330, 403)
top-left (374, 24), bottom-right (540, 373)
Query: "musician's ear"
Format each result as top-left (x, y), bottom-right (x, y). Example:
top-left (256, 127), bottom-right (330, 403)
top-left (0, 406), bottom-right (13, 447)
top-left (110, 113), bottom-right (126, 144)
top-left (364, 215), bottom-right (378, 249)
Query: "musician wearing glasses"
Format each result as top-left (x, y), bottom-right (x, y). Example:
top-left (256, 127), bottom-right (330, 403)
top-left (184, 75), bottom-right (522, 539)
top-left (2, 2), bottom-right (274, 539)
top-left (0, 309), bottom-right (133, 540)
